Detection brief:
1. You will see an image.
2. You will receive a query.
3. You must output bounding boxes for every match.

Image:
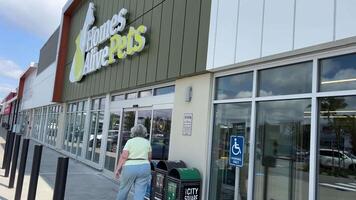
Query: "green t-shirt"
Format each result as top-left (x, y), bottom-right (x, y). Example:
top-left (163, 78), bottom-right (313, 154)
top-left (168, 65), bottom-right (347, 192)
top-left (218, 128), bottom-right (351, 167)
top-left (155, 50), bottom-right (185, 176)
top-left (123, 137), bottom-right (152, 166)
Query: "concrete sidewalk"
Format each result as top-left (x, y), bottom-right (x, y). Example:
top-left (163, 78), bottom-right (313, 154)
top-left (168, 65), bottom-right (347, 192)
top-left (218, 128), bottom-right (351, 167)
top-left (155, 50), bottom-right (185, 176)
top-left (0, 129), bottom-right (119, 200)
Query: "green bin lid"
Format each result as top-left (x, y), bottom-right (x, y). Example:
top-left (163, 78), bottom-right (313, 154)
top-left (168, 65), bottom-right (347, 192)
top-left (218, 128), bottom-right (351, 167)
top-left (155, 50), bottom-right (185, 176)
top-left (168, 168), bottom-right (201, 181)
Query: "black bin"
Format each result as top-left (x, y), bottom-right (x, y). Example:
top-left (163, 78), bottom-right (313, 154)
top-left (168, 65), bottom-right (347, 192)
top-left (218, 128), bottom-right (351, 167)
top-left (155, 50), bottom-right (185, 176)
top-left (153, 160), bottom-right (186, 200)
top-left (145, 160), bottom-right (159, 199)
top-left (166, 168), bottom-right (201, 200)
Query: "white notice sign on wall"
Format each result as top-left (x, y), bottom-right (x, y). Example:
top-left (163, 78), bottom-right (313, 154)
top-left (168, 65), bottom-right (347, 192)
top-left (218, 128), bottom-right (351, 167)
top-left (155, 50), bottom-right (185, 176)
top-left (183, 113), bottom-right (193, 136)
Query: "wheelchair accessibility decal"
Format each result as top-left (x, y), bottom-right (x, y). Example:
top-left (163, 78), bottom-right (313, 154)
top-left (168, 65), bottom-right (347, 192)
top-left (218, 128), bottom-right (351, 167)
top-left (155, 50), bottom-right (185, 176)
top-left (229, 136), bottom-right (244, 167)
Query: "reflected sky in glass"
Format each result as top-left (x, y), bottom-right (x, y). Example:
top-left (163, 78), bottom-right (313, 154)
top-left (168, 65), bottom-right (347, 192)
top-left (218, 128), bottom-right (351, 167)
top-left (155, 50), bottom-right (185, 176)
top-left (320, 53), bottom-right (356, 92)
top-left (215, 72), bottom-right (253, 100)
top-left (258, 62), bottom-right (312, 96)
top-left (254, 99), bottom-right (311, 200)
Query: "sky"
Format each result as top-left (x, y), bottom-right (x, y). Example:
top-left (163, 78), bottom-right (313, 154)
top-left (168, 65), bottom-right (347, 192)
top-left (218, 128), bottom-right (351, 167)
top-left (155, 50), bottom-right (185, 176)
top-left (0, 0), bottom-right (67, 99)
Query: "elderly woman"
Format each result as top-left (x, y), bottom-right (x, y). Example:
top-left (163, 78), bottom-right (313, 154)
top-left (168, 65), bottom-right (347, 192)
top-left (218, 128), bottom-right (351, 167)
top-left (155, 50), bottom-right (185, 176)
top-left (115, 124), bottom-right (152, 200)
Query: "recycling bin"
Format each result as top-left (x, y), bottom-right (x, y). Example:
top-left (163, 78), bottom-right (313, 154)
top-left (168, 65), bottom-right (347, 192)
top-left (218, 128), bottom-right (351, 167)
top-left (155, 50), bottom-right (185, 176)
top-left (166, 168), bottom-right (201, 200)
top-left (145, 160), bottom-right (159, 199)
top-left (153, 160), bottom-right (186, 200)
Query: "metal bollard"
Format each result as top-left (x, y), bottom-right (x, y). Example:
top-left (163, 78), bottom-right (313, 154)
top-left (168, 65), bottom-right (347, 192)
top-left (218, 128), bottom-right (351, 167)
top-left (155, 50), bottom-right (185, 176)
top-left (28, 145), bottom-right (43, 200)
top-left (53, 157), bottom-right (69, 200)
top-left (9, 134), bottom-right (21, 188)
top-left (1, 131), bottom-right (11, 169)
top-left (15, 139), bottom-right (29, 200)
top-left (4, 132), bottom-right (15, 177)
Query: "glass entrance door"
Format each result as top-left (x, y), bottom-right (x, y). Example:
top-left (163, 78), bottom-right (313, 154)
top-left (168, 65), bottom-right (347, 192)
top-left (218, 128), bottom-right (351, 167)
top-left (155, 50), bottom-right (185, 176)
top-left (119, 108), bottom-right (152, 152)
top-left (104, 104), bottom-right (174, 174)
top-left (209, 103), bottom-right (251, 200)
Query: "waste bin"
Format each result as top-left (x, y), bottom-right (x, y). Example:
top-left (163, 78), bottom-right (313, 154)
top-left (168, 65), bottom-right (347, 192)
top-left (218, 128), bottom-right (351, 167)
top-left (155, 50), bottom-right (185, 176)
top-left (153, 160), bottom-right (186, 200)
top-left (145, 160), bottom-right (159, 199)
top-left (166, 168), bottom-right (201, 200)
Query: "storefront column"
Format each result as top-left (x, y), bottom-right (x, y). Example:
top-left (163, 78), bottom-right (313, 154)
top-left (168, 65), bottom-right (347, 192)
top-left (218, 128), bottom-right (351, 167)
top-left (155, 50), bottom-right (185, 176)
top-left (81, 97), bottom-right (92, 160)
top-left (169, 73), bottom-right (213, 200)
top-left (99, 94), bottom-right (110, 168)
top-left (247, 69), bottom-right (258, 200)
top-left (56, 103), bottom-right (67, 150)
top-left (308, 58), bottom-right (319, 200)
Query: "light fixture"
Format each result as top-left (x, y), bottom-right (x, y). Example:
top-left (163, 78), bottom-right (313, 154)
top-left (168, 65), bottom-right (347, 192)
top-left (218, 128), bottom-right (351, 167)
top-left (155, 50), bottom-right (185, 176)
top-left (321, 78), bottom-right (356, 85)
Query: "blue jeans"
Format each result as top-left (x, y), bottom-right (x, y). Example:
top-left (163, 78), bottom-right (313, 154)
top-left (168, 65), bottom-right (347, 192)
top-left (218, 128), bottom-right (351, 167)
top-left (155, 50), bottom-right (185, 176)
top-left (116, 163), bottom-right (151, 200)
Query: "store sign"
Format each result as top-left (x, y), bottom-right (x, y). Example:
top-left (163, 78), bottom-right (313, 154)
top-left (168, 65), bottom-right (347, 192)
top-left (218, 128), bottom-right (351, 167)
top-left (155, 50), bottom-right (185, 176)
top-left (183, 186), bottom-right (199, 200)
top-left (69, 2), bottom-right (147, 83)
top-left (183, 113), bottom-right (193, 136)
top-left (229, 136), bottom-right (244, 167)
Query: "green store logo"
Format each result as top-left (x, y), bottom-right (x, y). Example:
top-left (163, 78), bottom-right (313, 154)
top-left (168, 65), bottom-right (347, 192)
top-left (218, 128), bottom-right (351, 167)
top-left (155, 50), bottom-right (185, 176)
top-left (69, 2), bottom-right (147, 83)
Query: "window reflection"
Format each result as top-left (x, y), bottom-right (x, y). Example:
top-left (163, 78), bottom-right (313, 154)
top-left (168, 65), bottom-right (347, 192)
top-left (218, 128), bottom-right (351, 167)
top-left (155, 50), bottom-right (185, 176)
top-left (320, 53), bottom-right (356, 92)
top-left (105, 113), bottom-right (120, 172)
top-left (119, 111), bottom-right (136, 152)
top-left (154, 86), bottom-right (175, 96)
top-left (151, 109), bottom-right (172, 160)
top-left (254, 99), bottom-right (311, 200)
top-left (258, 62), bottom-right (312, 96)
top-left (210, 103), bottom-right (251, 200)
top-left (318, 96), bottom-right (356, 200)
top-left (215, 72), bottom-right (253, 100)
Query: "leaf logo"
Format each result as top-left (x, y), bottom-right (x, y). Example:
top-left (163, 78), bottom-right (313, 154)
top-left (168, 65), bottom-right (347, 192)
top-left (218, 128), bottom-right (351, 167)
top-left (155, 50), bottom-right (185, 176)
top-left (69, 3), bottom-right (95, 83)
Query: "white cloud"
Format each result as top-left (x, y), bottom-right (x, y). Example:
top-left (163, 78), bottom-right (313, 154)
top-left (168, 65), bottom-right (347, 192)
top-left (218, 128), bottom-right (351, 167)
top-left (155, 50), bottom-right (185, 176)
top-left (0, 58), bottom-right (24, 79)
top-left (0, 84), bottom-right (15, 93)
top-left (0, 0), bottom-right (67, 38)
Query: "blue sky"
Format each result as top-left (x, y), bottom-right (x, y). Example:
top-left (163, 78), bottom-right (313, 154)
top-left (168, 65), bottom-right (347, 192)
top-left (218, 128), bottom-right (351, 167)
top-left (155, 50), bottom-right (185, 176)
top-left (0, 0), bottom-right (66, 99)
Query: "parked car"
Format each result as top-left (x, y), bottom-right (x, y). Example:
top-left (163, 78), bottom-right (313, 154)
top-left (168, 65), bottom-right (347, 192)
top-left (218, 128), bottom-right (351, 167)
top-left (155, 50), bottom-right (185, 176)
top-left (320, 148), bottom-right (356, 170)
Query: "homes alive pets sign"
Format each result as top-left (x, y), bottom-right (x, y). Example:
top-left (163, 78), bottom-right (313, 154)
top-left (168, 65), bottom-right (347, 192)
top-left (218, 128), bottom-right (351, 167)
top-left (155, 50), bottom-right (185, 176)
top-left (69, 2), bottom-right (147, 83)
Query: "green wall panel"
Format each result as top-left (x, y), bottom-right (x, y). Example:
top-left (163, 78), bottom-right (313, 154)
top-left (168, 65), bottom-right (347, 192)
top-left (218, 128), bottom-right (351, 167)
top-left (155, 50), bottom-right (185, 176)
top-left (167, 0), bottom-right (186, 79)
top-left (181, 0), bottom-right (201, 76)
top-left (156, 0), bottom-right (174, 81)
top-left (146, 4), bottom-right (162, 83)
top-left (62, 0), bottom-right (211, 102)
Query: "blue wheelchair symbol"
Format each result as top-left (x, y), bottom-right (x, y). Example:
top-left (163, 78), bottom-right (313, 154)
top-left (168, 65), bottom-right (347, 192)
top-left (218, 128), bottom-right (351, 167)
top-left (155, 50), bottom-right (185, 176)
top-left (229, 136), bottom-right (244, 167)
top-left (231, 138), bottom-right (242, 156)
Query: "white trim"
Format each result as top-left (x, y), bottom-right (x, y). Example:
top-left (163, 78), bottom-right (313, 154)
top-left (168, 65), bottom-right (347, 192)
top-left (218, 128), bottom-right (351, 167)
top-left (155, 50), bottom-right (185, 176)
top-left (82, 98), bottom-right (91, 160)
top-left (309, 58), bottom-right (319, 200)
top-left (205, 74), bottom-right (215, 198)
top-left (247, 69), bottom-right (258, 200)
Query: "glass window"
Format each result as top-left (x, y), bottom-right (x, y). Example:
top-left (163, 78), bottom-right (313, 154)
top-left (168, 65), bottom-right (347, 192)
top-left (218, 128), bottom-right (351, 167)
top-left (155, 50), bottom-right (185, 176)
top-left (126, 92), bottom-right (138, 99)
top-left (64, 101), bottom-right (86, 156)
top-left (254, 99), bottom-right (311, 200)
top-left (320, 53), bottom-right (356, 92)
top-left (215, 72), bottom-right (253, 100)
top-left (151, 109), bottom-right (172, 160)
top-left (99, 98), bottom-right (106, 110)
top-left (154, 86), bottom-right (175, 96)
top-left (119, 111), bottom-right (136, 151)
top-left (105, 112), bottom-right (120, 171)
top-left (92, 99), bottom-right (100, 110)
top-left (318, 96), bottom-right (356, 199)
top-left (137, 110), bottom-right (152, 139)
top-left (258, 62), bottom-right (313, 96)
top-left (86, 98), bottom-right (105, 163)
top-left (139, 90), bottom-right (153, 98)
top-left (111, 94), bottom-right (125, 101)
top-left (209, 103), bottom-right (251, 200)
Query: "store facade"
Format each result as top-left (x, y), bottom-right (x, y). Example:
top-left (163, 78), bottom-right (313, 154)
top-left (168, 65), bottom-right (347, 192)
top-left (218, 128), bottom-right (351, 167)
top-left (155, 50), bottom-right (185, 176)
top-left (52, 0), bottom-right (212, 199)
top-left (9, 0), bottom-right (356, 199)
top-left (206, 1), bottom-right (356, 200)
top-left (17, 29), bottom-right (62, 148)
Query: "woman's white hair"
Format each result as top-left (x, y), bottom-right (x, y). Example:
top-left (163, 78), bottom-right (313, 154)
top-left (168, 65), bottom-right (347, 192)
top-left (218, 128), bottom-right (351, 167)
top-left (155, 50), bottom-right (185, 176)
top-left (130, 124), bottom-right (148, 138)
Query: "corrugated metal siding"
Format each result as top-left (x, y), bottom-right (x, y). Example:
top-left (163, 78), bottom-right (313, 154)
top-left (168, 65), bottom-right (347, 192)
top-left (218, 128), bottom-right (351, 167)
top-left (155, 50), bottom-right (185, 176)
top-left (62, 0), bottom-right (211, 101)
top-left (37, 28), bottom-right (60, 75)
